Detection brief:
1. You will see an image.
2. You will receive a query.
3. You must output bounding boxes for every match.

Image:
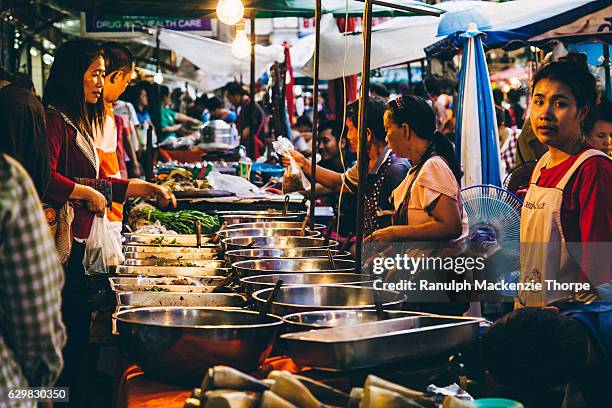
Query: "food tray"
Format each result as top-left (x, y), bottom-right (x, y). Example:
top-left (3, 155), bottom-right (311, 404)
top-left (124, 233), bottom-right (215, 246)
top-left (123, 251), bottom-right (219, 261)
top-left (123, 245), bottom-right (218, 254)
top-left (116, 265), bottom-right (230, 277)
top-left (109, 276), bottom-right (223, 290)
top-left (280, 315), bottom-right (482, 371)
top-left (115, 292), bottom-right (247, 308)
top-left (123, 259), bottom-right (225, 268)
top-left (112, 284), bottom-right (218, 294)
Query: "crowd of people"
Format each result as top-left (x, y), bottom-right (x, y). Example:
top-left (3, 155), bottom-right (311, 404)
top-left (0, 33), bottom-right (610, 408)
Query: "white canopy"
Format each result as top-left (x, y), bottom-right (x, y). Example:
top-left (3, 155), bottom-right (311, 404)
top-left (158, 28), bottom-right (284, 90)
top-left (297, 0), bottom-right (603, 80)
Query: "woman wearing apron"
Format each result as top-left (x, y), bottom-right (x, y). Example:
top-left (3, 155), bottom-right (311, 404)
top-left (518, 55), bottom-right (612, 308)
top-left (367, 96), bottom-right (470, 315)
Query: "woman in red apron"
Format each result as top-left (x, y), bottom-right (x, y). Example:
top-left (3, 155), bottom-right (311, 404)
top-left (518, 54), bottom-right (612, 308)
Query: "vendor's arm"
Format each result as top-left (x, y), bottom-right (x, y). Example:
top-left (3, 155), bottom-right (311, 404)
top-left (573, 157), bottom-right (612, 287)
top-left (282, 150), bottom-right (344, 191)
top-left (175, 112), bottom-right (202, 126)
top-left (367, 194), bottom-right (462, 242)
top-left (125, 178), bottom-right (177, 208)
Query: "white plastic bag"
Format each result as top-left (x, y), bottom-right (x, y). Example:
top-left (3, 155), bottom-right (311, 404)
top-left (83, 213), bottom-right (124, 275)
top-left (207, 171), bottom-right (262, 196)
top-left (273, 137), bottom-right (311, 193)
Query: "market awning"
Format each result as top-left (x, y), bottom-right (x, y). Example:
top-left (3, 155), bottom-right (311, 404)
top-left (52, 0), bottom-right (442, 18)
top-left (428, 0), bottom-right (612, 56)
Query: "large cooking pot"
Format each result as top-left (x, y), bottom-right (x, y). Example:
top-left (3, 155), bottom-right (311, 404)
top-left (252, 285), bottom-right (407, 316)
top-left (233, 259), bottom-right (355, 278)
top-left (217, 210), bottom-right (306, 225)
top-left (282, 309), bottom-right (429, 332)
top-left (222, 236), bottom-right (340, 252)
top-left (240, 273), bottom-right (372, 295)
top-left (225, 248), bottom-right (351, 266)
top-left (223, 222), bottom-right (326, 232)
top-left (114, 307), bottom-right (282, 386)
top-left (216, 228), bottom-right (320, 240)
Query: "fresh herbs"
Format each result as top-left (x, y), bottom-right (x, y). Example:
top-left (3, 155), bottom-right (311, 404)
top-left (129, 204), bottom-right (220, 235)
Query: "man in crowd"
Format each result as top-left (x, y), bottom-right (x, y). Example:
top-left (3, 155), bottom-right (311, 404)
top-left (225, 81), bottom-right (267, 158)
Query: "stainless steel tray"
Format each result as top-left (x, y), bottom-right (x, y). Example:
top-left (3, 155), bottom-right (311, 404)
top-left (123, 259), bottom-right (225, 268)
top-left (124, 251), bottom-right (219, 261)
top-left (123, 245), bottom-right (218, 254)
top-left (113, 284), bottom-right (218, 294)
top-left (116, 292), bottom-right (246, 308)
top-left (110, 276), bottom-right (223, 288)
top-left (116, 265), bottom-right (230, 277)
top-left (223, 222), bottom-right (326, 231)
top-left (124, 233), bottom-right (214, 246)
top-left (280, 315), bottom-right (482, 371)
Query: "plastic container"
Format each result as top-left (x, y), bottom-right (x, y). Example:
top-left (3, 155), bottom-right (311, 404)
top-left (474, 399), bottom-right (524, 408)
top-left (250, 163), bottom-right (285, 183)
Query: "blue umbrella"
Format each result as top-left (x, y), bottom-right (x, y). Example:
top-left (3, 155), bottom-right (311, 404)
top-left (454, 23), bottom-right (502, 187)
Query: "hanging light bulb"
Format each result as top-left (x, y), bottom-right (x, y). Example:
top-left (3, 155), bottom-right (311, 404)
top-left (231, 21), bottom-right (251, 59)
top-left (42, 54), bottom-right (54, 65)
top-left (216, 0), bottom-right (244, 26)
top-left (153, 72), bottom-right (164, 84)
top-left (29, 47), bottom-right (38, 57)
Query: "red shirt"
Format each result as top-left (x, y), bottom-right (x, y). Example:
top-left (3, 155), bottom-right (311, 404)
top-left (534, 143), bottom-right (611, 285)
top-left (45, 109), bottom-right (129, 239)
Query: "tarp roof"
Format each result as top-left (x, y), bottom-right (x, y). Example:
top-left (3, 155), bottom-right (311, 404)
top-left (52, 0), bottom-right (442, 18)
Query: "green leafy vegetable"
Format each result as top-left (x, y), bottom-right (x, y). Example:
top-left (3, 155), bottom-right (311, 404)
top-left (129, 204), bottom-right (220, 235)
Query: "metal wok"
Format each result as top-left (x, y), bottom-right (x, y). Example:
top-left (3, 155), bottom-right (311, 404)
top-left (216, 228), bottom-right (320, 240)
top-left (223, 221), bottom-right (326, 232)
top-left (222, 236), bottom-right (340, 252)
top-left (240, 273), bottom-right (372, 295)
top-left (232, 259), bottom-right (355, 278)
top-left (282, 309), bottom-right (430, 332)
top-left (225, 248), bottom-right (351, 266)
top-left (252, 285), bottom-right (407, 316)
top-left (114, 307), bottom-right (282, 386)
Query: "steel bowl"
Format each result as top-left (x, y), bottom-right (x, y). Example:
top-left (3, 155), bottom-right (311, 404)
top-left (240, 273), bottom-right (372, 295)
top-left (252, 285), bottom-right (407, 316)
top-left (282, 309), bottom-right (430, 332)
top-left (225, 248), bottom-right (351, 265)
top-left (114, 307), bottom-right (283, 386)
top-left (233, 259), bottom-right (356, 278)
top-left (216, 228), bottom-right (320, 240)
top-left (223, 222), bottom-right (326, 232)
top-left (218, 210), bottom-right (306, 225)
top-left (221, 236), bottom-right (340, 252)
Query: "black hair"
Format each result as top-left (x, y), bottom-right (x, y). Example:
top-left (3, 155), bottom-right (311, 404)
top-left (584, 98), bottom-right (612, 135)
top-left (205, 95), bottom-right (223, 112)
top-left (160, 85), bottom-right (170, 99)
top-left (532, 52), bottom-right (597, 114)
top-left (492, 88), bottom-right (504, 105)
top-left (10, 72), bottom-right (34, 91)
top-left (0, 86), bottom-right (49, 196)
top-left (346, 96), bottom-right (386, 143)
top-left (195, 94), bottom-right (208, 107)
top-left (483, 308), bottom-right (589, 391)
top-left (412, 82), bottom-right (427, 98)
top-left (507, 88), bottom-right (523, 104)
top-left (102, 41), bottom-right (135, 74)
top-left (318, 120), bottom-right (342, 141)
top-left (387, 95), bottom-right (461, 183)
top-left (225, 81), bottom-right (244, 96)
top-left (295, 114), bottom-right (312, 129)
top-left (43, 39), bottom-right (105, 138)
top-left (370, 83), bottom-right (390, 98)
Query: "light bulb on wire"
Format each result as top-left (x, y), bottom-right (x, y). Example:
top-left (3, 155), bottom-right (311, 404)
top-left (216, 0), bottom-right (244, 25)
top-left (153, 72), bottom-right (163, 84)
top-left (231, 21), bottom-right (251, 59)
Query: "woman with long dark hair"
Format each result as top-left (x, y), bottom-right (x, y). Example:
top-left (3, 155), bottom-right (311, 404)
top-left (43, 39), bottom-right (173, 406)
